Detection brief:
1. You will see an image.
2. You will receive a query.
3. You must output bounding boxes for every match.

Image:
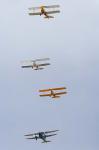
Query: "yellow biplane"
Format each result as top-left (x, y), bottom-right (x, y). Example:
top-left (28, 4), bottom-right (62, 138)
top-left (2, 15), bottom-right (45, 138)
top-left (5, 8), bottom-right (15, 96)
top-left (39, 87), bottom-right (67, 99)
top-left (28, 5), bottom-right (60, 19)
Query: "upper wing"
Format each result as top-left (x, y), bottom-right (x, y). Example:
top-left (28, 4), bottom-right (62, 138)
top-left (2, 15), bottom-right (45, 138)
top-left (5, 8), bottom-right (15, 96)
top-left (46, 134), bottom-right (57, 137)
top-left (55, 92), bottom-right (67, 96)
top-left (29, 12), bottom-right (41, 16)
top-left (38, 63), bottom-right (50, 67)
top-left (28, 7), bottom-right (40, 10)
top-left (39, 87), bottom-right (66, 92)
top-left (24, 134), bottom-right (35, 136)
top-left (46, 10), bottom-right (60, 14)
top-left (24, 133), bottom-right (39, 136)
top-left (39, 89), bottom-right (50, 92)
top-left (21, 65), bottom-right (32, 68)
top-left (22, 58), bottom-right (50, 63)
top-left (44, 5), bottom-right (60, 8)
top-left (51, 87), bottom-right (66, 91)
top-left (28, 5), bottom-right (60, 10)
top-left (35, 58), bottom-right (50, 62)
top-left (45, 130), bottom-right (59, 134)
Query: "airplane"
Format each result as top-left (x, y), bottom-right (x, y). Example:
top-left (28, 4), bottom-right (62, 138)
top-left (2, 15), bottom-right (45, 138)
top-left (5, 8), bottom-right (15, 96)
top-left (24, 130), bottom-right (59, 143)
top-left (39, 87), bottom-right (67, 99)
top-left (21, 58), bottom-right (50, 70)
top-left (28, 5), bottom-right (60, 19)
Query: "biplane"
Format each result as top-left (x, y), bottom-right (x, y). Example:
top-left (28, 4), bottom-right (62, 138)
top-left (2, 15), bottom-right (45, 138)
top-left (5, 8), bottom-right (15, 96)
top-left (39, 87), bottom-right (67, 99)
top-left (21, 58), bottom-right (50, 70)
top-left (28, 5), bottom-right (60, 19)
top-left (24, 130), bottom-right (59, 143)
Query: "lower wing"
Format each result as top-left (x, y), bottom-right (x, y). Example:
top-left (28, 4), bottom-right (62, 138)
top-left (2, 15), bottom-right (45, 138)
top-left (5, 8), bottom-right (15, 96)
top-left (46, 10), bottom-right (60, 14)
top-left (29, 12), bottom-right (41, 15)
top-left (26, 137), bottom-right (37, 140)
top-left (21, 65), bottom-right (32, 68)
top-left (39, 93), bottom-right (52, 97)
top-left (29, 10), bottom-right (60, 16)
top-left (55, 92), bottom-right (67, 96)
top-left (38, 63), bottom-right (50, 67)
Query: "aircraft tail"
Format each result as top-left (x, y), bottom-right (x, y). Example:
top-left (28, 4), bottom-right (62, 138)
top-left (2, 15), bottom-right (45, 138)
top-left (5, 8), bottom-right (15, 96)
top-left (34, 68), bottom-right (44, 70)
top-left (42, 141), bottom-right (51, 143)
top-left (52, 96), bottom-right (60, 98)
top-left (44, 16), bottom-right (54, 19)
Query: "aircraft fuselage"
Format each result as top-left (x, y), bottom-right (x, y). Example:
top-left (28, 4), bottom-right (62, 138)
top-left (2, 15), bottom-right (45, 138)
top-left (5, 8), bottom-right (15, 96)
top-left (39, 132), bottom-right (47, 142)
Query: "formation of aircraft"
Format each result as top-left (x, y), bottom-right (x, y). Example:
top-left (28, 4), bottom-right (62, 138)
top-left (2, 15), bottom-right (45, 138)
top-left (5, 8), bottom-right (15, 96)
top-left (28, 5), bottom-right (60, 19)
top-left (22, 4), bottom-right (67, 144)
top-left (21, 58), bottom-right (50, 70)
top-left (39, 87), bottom-right (67, 99)
top-left (24, 130), bottom-right (59, 143)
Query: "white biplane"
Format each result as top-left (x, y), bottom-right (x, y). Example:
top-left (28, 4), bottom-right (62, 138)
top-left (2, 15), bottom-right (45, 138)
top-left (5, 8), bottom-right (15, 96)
top-left (28, 5), bottom-right (60, 19)
top-left (21, 58), bottom-right (50, 70)
top-left (39, 87), bottom-right (67, 99)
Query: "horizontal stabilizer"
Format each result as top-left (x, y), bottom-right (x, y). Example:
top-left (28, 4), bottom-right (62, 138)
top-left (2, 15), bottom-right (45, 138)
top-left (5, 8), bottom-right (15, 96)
top-left (34, 68), bottom-right (44, 70)
top-left (42, 141), bottom-right (51, 143)
top-left (44, 16), bottom-right (54, 19)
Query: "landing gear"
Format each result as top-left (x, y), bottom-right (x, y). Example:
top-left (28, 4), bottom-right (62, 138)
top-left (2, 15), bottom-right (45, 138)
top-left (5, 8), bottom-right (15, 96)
top-left (35, 136), bottom-right (38, 140)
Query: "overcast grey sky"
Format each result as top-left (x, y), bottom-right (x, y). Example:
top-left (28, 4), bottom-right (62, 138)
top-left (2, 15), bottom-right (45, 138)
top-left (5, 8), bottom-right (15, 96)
top-left (0, 0), bottom-right (99, 150)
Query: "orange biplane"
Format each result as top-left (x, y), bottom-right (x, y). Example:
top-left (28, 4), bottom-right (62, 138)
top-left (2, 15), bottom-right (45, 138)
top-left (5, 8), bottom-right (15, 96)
top-left (39, 87), bottom-right (67, 99)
